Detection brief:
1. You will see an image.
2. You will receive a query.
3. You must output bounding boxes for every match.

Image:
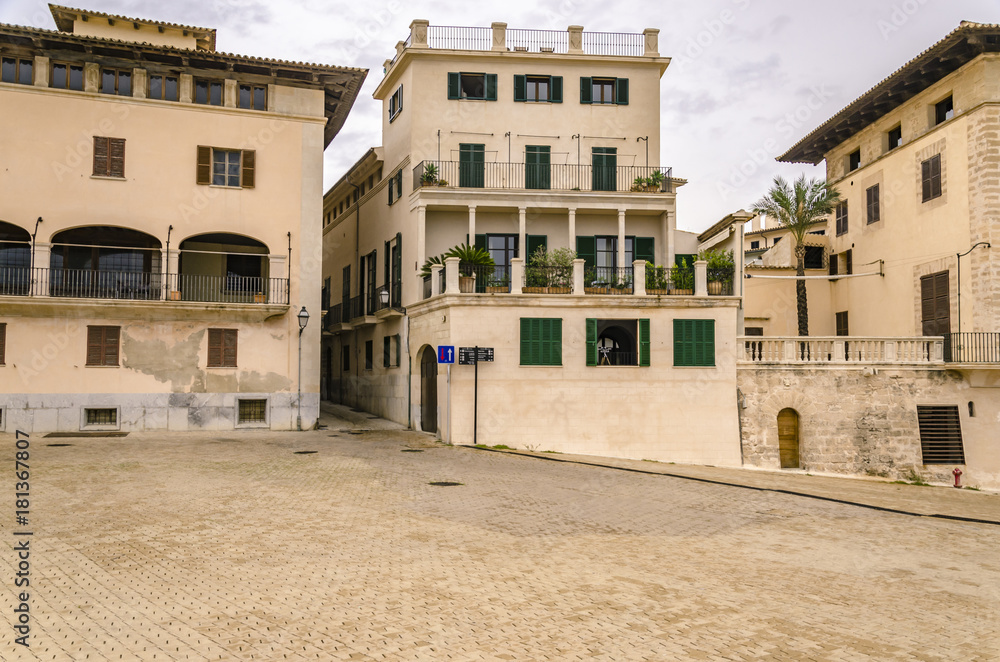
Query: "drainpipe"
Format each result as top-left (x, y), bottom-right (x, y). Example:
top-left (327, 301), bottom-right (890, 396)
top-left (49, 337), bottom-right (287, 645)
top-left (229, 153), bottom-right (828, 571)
top-left (30, 217), bottom-right (42, 291)
top-left (165, 224), bottom-right (172, 291)
top-left (350, 179), bottom-right (361, 408)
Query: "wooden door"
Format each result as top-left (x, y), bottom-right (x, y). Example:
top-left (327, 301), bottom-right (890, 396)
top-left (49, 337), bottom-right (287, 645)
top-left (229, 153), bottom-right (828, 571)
top-left (777, 408), bottom-right (799, 469)
top-left (420, 347), bottom-right (437, 433)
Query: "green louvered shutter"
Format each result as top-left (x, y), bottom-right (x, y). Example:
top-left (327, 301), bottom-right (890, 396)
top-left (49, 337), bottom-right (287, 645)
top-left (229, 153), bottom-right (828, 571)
top-left (549, 318), bottom-right (562, 366)
top-left (576, 236), bottom-right (596, 270)
top-left (447, 72), bottom-right (460, 99)
top-left (392, 232), bottom-right (402, 305)
top-left (616, 78), bottom-right (629, 105)
top-left (459, 143), bottom-right (485, 187)
top-left (585, 318), bottom-right (598, 366)
top-left (474, 234), bottom-right (487, 251)
top-left (526, 235), bottom-right (547, 262)
top-left (486, 73), bottom-right (497, 101)
top-left (697, 319), bottom-right (715, 366)
top-left (520, 318), bottom-right (531, 365)
top-left (525, 145), bottom-right (551, 189)
top-left (634, 237), bottom-right (655, 264)
top-left (674, 319), bottom-right (690, 366)
top-left (580, 77), bottom-right (592, 104)
top-left (513, 74), bottom-right (526, 102)
top-left (639, 318), bottom-right (650, 367)
top-left (384, 240), bottom-right (391, 295)
top-left (550, 76), bottom-right (562, 103)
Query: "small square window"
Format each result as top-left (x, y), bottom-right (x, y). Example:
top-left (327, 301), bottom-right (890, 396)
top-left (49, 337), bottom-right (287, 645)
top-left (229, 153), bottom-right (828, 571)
top-left (237, 399), bottom-right (267, 425)
top-left (148, 74), bottom-right (179, 101)
top-left (922, 154), bottom-right (942, 202)
top-left (86, 326), bottom-right (120, 366)
top-left (208, 328), bottom-right (238, 367)
top-left (51, 62), bottom-right (84, 91)
top-left (460, 73), bottom-right (486, 99)
top-left (750, 240), bottom-right (760, 250)
top-left (917, 405), bottom-right (965, 464)
top-left (887, 125), bottom-right (902, 150)
top-left (100, 68), bottom-right (131, 96)
top-left (2, 57), bottom-right (33, 85)
top-left (592, 78), bottom-right (616, 104)
top-left (934, 96), bottom-right (954, 125)
top-left (673, 319), bottom-right (714, 367)
top-left (847, 149), bottom-right (861, 172)
top-left (526, 76), bottom-right (550, 102)
top-left (866, 184), bottom-right (880, 224)
top-left (195, 79), bottom-right (224, 106)
top-left (365, 340), bottom-right (373, 370)
top-left (212, 150), bottom-right (243, 187)
top-left (239, 84), bottom-right (266, 110)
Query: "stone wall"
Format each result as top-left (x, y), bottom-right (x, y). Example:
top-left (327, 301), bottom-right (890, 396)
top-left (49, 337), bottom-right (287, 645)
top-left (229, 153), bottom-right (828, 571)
top-left (737, 365), bottom-right (1000, 490)
top-left (966, 103), bottom-right (1000, 331)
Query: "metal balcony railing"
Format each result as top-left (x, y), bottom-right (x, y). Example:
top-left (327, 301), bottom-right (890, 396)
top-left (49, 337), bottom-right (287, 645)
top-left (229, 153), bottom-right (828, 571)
top-left (523, 265), bottom-right (573, 293)
top-left (584, 266), bottom-right (634, 295)
top-left (165, 273), bottom-right (288, 305)
top-left (423, 26), bottom-right (644, 56)
top-left (414, 161), bottom-right (672, 194)
top-left (458, 264), bottom-right (512, 293)
top-left (944, 332), bottom-right (1000, 363)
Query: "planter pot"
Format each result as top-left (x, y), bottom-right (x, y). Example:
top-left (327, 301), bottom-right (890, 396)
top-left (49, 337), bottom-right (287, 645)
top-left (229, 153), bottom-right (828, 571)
top-left (672, 288), bottom-right (694, 295)
top-left (459, 276), bottom-right (476, 293)
top-left (547, 287), bottom-right (572, 294)
top-left (168, 290), bottom-right (182, 301)
top-left (253, 293), bottom-right (267, 303)
top-left (708, 282), bottom-right (724, 295)
top-left (611, 288), bottom-right (633, 295)
top-left (485, 286), bottom-right (508, 293)
top-left (646, 288), bottom-right (670, 295)
top-left (522, 286), bottom-right (545, 293)
top-left (585, 287), bottom-right (607, 294)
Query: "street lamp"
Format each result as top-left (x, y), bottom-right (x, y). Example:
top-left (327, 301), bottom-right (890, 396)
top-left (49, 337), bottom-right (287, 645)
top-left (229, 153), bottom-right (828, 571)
top-left (956, 242), bottom-right (991, 333)
top-left (379, 288), bottom-right (390, 308)
top-left (296, 306), bottom-right (309, 431)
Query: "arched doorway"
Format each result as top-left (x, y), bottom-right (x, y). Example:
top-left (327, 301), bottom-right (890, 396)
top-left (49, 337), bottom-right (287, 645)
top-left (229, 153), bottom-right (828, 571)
top-left (178, 232), bottom-right (270, 303)
top-left (420, 346), bottom-right (438, 433)
top-left (50, 226), bottom-right (161, 299)
top-left (777, 408), bottom-right (800, 469)
top-left (0, 221), bottom-right (31, 295)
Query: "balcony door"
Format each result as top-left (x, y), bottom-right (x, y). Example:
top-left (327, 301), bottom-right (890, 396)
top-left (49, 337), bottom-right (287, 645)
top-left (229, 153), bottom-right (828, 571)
top-left (459, 143), bottom-right (485, 188)
top-left (592, 147), bottom-right (617, 191)
top-left (525, 145), bottom-right (550, 190)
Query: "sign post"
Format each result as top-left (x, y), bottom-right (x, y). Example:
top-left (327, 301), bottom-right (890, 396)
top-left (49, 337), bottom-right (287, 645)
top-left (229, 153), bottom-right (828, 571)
top-left (438, 346), bottom-right (455, 444)
top-left (458, 346), bottom-right (493, 445)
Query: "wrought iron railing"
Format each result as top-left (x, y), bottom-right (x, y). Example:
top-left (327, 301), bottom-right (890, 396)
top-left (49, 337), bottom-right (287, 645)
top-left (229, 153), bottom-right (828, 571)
top-left (49, 267), bottom-right (162, 300)
top-left (523, 265), bottom-right (573, 293)
top-left (422, 275), bottom-right (432, 300)
top-left (165, 273), bottom-right (288, 304)
top-left (585, 266), bottom-right (633, 295)
top-left (348, 295), bottom-right (362, 320)
top-left (944, 333), bottom-right (1000, 363)
top-left (413, 161), bottom-right (672, 194)
top-left (0, 265), bottom-right (31, 296)
top-left (325, 304), bottom-right (341, 330)
top-left (426, 26), bottom-right (492, 50)
top-left (644, 264), bottom-right (694, 294)
top-left (707, 266), bottom-right (734, 296)
top-left (421, 26), bottom-right (645, 56)
top-left (458, 263), bottom-right (511, 293)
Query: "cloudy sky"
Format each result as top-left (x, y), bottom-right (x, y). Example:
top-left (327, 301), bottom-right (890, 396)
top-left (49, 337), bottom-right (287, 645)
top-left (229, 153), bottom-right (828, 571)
top-left (3, 0), bottom-right (996, 230)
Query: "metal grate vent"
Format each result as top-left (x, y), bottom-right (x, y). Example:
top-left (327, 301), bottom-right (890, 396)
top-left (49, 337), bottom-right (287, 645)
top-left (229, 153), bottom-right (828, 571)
top-left (916, 405), bottom-right (965, 464)
top-left (85, 408), bottom-right (117, 426)
top-left (237, 399), bottom-right (267, 424)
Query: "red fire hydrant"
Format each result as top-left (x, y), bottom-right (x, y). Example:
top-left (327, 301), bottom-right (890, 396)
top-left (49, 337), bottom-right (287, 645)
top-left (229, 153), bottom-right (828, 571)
top-left (953, 467), bottom-right (963, 488)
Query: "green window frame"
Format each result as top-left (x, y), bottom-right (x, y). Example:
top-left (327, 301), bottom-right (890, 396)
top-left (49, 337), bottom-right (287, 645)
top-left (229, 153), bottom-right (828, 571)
top-left (513, 74), bottom-right (563, 103)
top-left (580, 77), bottom-right (629, 105)
top-left (448, 72), bottom-right (497, 101)
top-left (585, 319), bottom-right (650, 367)
top-left (673, 319), bottom-right (715, 367)
top-left (520, 318), bottom-right (562, 366)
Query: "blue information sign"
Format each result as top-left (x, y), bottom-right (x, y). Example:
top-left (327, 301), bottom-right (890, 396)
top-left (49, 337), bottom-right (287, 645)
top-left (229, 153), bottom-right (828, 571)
top-left (438, 345), bottom-right (455, 364)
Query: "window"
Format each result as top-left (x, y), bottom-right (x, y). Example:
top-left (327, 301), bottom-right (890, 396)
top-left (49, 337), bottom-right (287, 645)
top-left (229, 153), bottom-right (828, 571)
top-left (829, 252), bottom-right (839, 277)
top-left (922, 154), bottom-right (942, 202)
top-left (673, 319), bottom-right (714, 367)
top-left (388, 170), bottom-right (403, 204)
top-left (844, 249), bottom-right (853, 275)
top-left (148, 74), bottom-right (179, 101)
top-left (934, 96), bottom-right (953, 125)
top-left (196, 146), bottom-right (255, 188)
top-left (447, 72), bottom-right (497, 100)
top-left (887, 125), bottom-right (902, 151)
top-left (0, 323), bottom-right (5, 365)
top-left (525, 145), bottom-right (551, 189)
top-left (342, 345), bottom-right (350, 371)
top-left (744, 327), bottom-right (764, 336)
top-left (238, 84), bottom-right (266, 110)
top-left (238, 399), bottom-right (267, 424)
top-left (84, 408), bottom-right (117, 426)
top-left (92, 137), bottom-right (125, 178)
top-left (383, 334), bottom-right (401, 368)
top-left (520, 318), bottom-right (562, 366)
top-left (804, 246), bottom-right (824, 269)
top-left (86, 326), bottom-right (120, 366)
top-left (459, 143), bottom-right (485, 188)
top-left (51, 62), bottom-right (84, 91)
top-left (586, 319), bottom-right (647, 367)
top-left (580, 77), bottom-right (629, 105)
top-left (100, 68), bottom-right (131, 96)
top-left (772, 236), bottom-right (781, 244)
top-left (365, 340), bottom-right (373, 370)
top-left (836, 311), bottom-right (849, 336)
top-left (207, 328), bottom-right (238, 367)
top-left (750, 240), bottom-right (760, 250)
top-left (866, 184), bottom-right (880, 224)
top-left (848, 149), bottom-right (861, 172)
top-left (1, 57), bottom-right (33, 85)
top-left (384, 232), bottom-right (402, 306)
top-left (194, 78), bottom-right (223, 106)
top-left (513, 75), bottom-right (563, 103)
top-left (835, 201), bottom-right (848, 236)
top-left (388, 84), bottom-right (403, 121)
top-left (916, 405), bottom-right (965, 464)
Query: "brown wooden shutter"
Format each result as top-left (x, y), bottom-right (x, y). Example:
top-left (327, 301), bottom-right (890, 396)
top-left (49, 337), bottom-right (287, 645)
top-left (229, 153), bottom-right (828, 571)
top-left (197, 146), bottom-right (212, 185)
top-left (93, 137), bottom-right (109, 176)
top-left (208, 328), bottom-right (222, 367)
top-left (223, 329), bottom-right (238, 367)
top-left (920, 271), bottom-right (950, 336)
top-left (104, 326), bottom-right (120, 366)
top-left (86, 326), bottom-right (103, 365)
top-left (109, 138), bottom-right (125, 178)
top-left (241, 150), bottom-right (255, 188)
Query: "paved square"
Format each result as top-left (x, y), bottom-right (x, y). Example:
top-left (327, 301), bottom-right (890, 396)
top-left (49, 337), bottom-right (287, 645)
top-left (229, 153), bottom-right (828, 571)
top-left (1, 417), bottom-right (998, 660)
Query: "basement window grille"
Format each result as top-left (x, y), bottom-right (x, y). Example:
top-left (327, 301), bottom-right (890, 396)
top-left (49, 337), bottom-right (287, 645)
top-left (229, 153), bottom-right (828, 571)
top-left (238, 399), bottom-right (267, 424)
top-left (916, 405), bottom-right (965, 464)
top-left (85, 408), bottom-right (117, 426)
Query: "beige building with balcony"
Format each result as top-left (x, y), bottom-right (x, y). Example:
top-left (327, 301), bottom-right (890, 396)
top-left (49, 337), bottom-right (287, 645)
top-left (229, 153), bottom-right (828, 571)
top-left (0, 5), bottom-right (366, 432)
top-left (321, 21), bottom-right (743, 465)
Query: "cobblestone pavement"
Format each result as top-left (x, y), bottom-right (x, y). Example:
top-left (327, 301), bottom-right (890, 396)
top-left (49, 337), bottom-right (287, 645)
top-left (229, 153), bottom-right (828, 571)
top-left (0, 414), bottom-right (998, 661)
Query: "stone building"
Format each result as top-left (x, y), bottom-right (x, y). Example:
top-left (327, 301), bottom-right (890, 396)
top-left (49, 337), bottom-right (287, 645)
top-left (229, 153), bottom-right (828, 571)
top-left (321, 21), bottom-right (743, 465)
top-left (0, 5), bottom-right (366, 431)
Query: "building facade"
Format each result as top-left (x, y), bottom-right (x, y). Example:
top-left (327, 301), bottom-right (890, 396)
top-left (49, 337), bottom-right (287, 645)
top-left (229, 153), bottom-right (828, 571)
top-left (321, 21), bottom-right (743, 465)
top-left (0, 6), bottom-right (366, 432)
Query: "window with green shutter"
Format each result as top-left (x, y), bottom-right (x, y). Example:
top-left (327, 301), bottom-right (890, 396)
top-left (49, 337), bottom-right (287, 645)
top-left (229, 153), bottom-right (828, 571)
top-left (459, 144), bottom-right (485, 187)
top-left (673, 319), bottom-right (715, 367)
top-left (448, 72), bottom-right (497, 100)
top-left (586, 319), bottom-right (646, 367)
top-left (639, 319), bottom-right (650, 366)
top-left (525, 145), bottom-right (551, 189)
top-left (520, 318), bottom-right (562, 366)
top-left (634, 237), bottom-right (655, 264)
top-left (580, 77), bottom-right (629, 105)
top-left (514, 75), bottom-right (563, 103)
top-left (592, 147), bottom-right (617, 191)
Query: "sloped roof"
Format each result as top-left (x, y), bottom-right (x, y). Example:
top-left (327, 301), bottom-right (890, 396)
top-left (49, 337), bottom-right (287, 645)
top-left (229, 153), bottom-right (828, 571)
top-left (778, 21), bottom-right (1000, 164)
top-left (49, 4), bottom-right (217, 50)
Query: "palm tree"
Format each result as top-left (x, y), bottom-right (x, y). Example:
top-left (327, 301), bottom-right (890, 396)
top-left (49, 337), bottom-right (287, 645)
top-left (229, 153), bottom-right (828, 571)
top-left (751, 175), bottom-right (841, 336)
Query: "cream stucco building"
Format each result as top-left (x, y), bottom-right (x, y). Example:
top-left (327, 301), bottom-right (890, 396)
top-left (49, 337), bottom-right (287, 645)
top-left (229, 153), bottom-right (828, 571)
top-left (321, 21), bottom-right (743, 465)
top-left (0, 5), bottom-right (366, 432)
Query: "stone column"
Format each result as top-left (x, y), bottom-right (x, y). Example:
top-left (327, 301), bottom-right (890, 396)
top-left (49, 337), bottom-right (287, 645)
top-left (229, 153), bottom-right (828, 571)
top-left (518, 207), bottom-right (526, 258)
top-left (33, 56), bottom-right (49, 87)
top-left (444, 257), bottom-right (460, 294)
top-left (510, 258), bottom-right (524, 294)
top-left (617, 209), bottom-right (626, 269)
top-left (409, 20), bottom-right (430, 48)
top-left (633, 260), bottom-right (646, 296)
top-left (430, 264), bottom-right (443, 297)
top-left (491, 22), bottom-right (507, 51)
top-left (568, 26), bottom-right (584, 54)
top-left (84, 63), bottom-right (100, 93)
top-left (694, 260), bottom-right (708, 296)
top-left (132, 69), bottom-right (147, 99)
top-left (179, 74), bottom-right (193, 103)
top-left (833, 340), bottom-right (845, 362)
top-left (468, 206), bottom-right (476, 245)
top-left (268, 254), bottom-right (287, 303)
top-left (567, 208), bottom-right (576, 249)
top-left (32, 242), bottom-right (51, 297)
top-left (643, 28), bottom-right (660, 57)
top-left (666, 210), bottom-right (676, 268)
top-left (572, 259), bottom-right (585, 295)
top-left (224, 79), bottom-right (238, 108)
top-left (416, 205), bottom-right (426, 268)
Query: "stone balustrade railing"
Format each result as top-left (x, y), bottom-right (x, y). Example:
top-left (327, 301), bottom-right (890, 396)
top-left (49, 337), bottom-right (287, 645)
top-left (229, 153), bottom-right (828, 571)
top-left (739, 336), bottom-right (944, 365)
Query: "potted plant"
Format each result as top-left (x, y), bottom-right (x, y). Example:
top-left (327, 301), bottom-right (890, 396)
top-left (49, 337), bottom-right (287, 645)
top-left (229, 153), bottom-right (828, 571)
top-left (485, 271), bottom-right (510, 293)
top-left (420, 163), bottom-right (439, 185)
top-left (645, 262), bottom-right (671, 295)
top-left (443, 243), bottom-right (494, 293)
top-left (524, 246), bottom-right (574, 293)
top-left (671, 257), bottom-right (694, 295)
top-left (700, 248), bottom-right (735, 295)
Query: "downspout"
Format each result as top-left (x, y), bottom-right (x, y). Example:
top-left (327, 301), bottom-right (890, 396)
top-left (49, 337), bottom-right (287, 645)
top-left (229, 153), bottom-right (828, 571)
top-left (165, 224), bottom-right (172, 291)
top-left (30, 217), bottom-right (42, 292)
top-left (350, 179), bottom-right (361, 406)
top-left (406, 314), bottom-right (412, 429)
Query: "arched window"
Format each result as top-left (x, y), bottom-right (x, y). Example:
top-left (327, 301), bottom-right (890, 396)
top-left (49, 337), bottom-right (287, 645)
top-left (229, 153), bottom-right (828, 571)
top-left (49, 226), bottom-right (161, 300)
top-left (0, 221), bottom-right (31, 296)
top-left (177, 233), bottom-right (270, 303)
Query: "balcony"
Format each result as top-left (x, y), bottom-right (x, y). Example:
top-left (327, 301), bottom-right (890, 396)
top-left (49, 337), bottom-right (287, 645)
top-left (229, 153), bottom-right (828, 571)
top-left (944, 333), bottom-right (1000, 363)
top-left (413, 161), bottom-right (673, 195)
top-left (0, 267), bottom-right (289, 305)
top-left (739, 337), bottom-right (944, 365)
